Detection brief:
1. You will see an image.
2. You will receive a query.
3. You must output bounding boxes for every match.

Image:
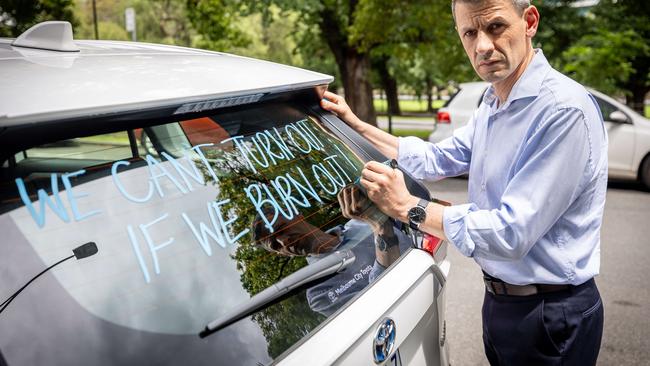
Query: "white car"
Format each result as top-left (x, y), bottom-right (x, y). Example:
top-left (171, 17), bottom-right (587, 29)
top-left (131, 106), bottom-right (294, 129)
top-left (428, 81), bottom-right (650, 189)
top-left (0, 22), bottom-right (450, 365)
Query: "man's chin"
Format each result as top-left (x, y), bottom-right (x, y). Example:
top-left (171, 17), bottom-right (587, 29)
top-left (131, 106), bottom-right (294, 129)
top-left (478, 71), bottom-right (507, 84)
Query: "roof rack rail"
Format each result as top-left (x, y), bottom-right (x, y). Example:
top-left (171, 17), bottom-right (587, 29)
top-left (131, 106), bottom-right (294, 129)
top-left (12, 21), bottom-right (80, 52)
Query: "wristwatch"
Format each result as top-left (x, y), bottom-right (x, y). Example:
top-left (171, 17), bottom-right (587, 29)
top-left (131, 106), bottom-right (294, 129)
top-left (407, 199), bottom-right (429, 230)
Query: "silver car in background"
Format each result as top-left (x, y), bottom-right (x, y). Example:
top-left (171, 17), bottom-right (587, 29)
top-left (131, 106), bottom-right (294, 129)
top-left (428, 81), bottom-right (650, 189)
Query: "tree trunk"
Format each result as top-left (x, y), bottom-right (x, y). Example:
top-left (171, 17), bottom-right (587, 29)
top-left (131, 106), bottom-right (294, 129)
top-left (624, 59), bottom-right (649, 114)
top-left (425, 76), bottom-right (434, 113)
top-left (319, 7), bottom-right (377, 125)
top-left (340, 51), bottom-right (377, 125)
top-left (626, 85), bottom-right (648, 114)
top-left (375, 56), bottom-right (401, 116)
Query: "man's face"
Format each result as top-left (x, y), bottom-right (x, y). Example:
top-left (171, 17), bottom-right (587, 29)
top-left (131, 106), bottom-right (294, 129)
top-left (454, 0), bottom-right (532, 85)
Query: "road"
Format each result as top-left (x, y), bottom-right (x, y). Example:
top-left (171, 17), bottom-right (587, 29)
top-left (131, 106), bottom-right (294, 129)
top-left (422, 178), bottom-right (650, 366)
top-left (376, 115), bottom-right (435, 130)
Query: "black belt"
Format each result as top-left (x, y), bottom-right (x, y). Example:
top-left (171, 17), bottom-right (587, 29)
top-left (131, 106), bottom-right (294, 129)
top-left (483, 276), bottom-right (571, 296)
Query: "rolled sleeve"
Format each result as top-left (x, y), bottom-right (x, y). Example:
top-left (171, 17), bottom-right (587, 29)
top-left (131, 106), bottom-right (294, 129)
top-left (442, 203), bottom-right (477, 257)
top-left (397, 136), bottom-right (430, 179)
top-left (397, 121), bottom-right (474, 180)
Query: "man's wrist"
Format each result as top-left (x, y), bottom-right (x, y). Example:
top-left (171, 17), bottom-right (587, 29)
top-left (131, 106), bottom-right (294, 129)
top-left (399, 195), bottom-right (421, 223)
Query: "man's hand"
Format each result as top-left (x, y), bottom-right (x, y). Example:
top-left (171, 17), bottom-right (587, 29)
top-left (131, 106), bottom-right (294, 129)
top-left (337, 184), bottom-right (388, 233)
top-left (320, 91), bottom-right (364, 129)
top-left (359, 161), bottom-right (418, 223)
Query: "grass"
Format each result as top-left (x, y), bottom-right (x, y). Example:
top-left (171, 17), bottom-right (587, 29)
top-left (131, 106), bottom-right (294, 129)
top-left (374, 99), bottom-right (445, 114)
top-left (646, 105), bottom-right (649, 118)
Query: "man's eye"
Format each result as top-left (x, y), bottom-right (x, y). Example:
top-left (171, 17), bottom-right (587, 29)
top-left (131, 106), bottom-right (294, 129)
top-left (464, 30), bottom-right (477, 38)
top-left (488, 23), bottom-right (505, 33)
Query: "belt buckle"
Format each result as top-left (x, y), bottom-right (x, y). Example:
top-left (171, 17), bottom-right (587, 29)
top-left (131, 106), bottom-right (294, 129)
top-left (484, 279), bottom-right (498, 295)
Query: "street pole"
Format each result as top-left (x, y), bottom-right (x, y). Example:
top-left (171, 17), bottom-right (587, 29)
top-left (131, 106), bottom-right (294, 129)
top-left (92, 0), bottom-right (99, 40)
top-left (125, 7), bottom-right (136, 42)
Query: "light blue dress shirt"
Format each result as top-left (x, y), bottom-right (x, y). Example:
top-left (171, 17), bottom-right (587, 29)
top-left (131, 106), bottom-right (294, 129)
top-left (397, 50), bottom-right (608, 285)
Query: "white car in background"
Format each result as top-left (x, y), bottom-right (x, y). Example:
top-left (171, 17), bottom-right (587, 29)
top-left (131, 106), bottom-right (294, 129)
top-left (0, 22), bottom-right (450, 366)
top-left (428, 81), bottom-right (650, 189)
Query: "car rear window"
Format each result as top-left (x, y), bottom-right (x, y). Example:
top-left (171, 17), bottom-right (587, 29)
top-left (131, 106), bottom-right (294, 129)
top-left (0, 102), bottom-right (412, 365)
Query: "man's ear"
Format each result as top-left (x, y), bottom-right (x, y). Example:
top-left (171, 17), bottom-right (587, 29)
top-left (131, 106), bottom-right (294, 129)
top-left (523, 5), bottom-right (540, 38)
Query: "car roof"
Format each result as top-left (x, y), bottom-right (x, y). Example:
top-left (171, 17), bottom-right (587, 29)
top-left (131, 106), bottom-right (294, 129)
top-left (0, 38), bottom-right (333, 126)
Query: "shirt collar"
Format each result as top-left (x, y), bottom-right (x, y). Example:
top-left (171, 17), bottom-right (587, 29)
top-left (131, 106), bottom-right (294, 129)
top-left (482, 49), bottom-right (550, 109)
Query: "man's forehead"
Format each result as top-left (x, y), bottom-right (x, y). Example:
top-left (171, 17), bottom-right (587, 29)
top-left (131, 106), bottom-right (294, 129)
top-left (455, 0), bottom-right (518, 25)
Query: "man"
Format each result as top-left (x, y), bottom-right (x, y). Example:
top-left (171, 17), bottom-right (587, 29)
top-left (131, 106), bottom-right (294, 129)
top-left (320, 0), bottom-right (607, 364)
top-left (251, 185), bottom-right (410, 316)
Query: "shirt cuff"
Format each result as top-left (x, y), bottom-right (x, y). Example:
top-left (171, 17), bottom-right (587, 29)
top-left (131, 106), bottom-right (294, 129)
top-left (442, 203), bottom-right (477, 257)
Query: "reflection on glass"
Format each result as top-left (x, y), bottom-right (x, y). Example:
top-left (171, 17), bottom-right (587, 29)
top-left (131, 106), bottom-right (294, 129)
top-left (251, 184), bottom-right (411, 316)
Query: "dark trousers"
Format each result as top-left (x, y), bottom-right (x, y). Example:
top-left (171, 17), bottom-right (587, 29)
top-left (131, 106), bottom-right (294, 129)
top-left (482, 278), bottom-right (604, 366)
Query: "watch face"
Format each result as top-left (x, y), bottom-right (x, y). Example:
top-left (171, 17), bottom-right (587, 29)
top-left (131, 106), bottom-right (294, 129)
top-left (408, 206), bottom-right (426, 223)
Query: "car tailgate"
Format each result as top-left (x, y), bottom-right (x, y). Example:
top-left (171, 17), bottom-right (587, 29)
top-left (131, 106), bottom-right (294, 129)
top-left (278, 249), bottom-right (447, 365)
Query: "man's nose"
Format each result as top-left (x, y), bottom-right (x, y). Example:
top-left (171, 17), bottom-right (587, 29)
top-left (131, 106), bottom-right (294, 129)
top-left (475, 31), bottom-right (494, 56)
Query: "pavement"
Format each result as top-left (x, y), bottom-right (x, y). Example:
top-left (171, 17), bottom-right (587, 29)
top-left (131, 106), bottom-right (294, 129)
top-left (423, 177), bottom-right (650, 366)
top-left (377, 115), bottom-right (435, 131)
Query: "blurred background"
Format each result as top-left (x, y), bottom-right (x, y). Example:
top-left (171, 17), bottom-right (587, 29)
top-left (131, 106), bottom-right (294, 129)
top-left (2, 2), bottom-right (650, 364)
top-left (1, 0), bottom-right (648, 137)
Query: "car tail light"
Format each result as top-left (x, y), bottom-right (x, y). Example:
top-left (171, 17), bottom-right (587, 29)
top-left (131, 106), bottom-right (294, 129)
top-left (436, 111), bottom-right (451, 124)
top-left (422, 233), bottom-right (443, 256)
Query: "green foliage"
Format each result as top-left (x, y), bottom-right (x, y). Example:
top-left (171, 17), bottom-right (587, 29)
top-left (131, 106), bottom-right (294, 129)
top-left (375, 98), bottom-right (445, 113)
top-left (186, 0), bottom-right (249, 50)
top-left (0, 0), bottom-right (77, 37)
top-left (533, 0), bottom-right (591, 66)
top-left (73, 0), bottom-right (194, 45)
top-left (562, 29), bottom-right (649, 96)
top-left (559, 0), bottom-right (650, 111)
top-left (95, 20), bottom-right (129, 40)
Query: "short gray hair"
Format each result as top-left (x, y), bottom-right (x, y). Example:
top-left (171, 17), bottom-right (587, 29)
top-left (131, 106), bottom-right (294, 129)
top-left (451, 0), bottom-right (531, 22)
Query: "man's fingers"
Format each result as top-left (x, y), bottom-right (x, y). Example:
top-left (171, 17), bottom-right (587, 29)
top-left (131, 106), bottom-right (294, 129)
top-left (320, 99), bottom-right (343, 115)
top-left (365, 160), bottom-right (394, 175)
top-left (323, 91), bottom-right (341, 103)
top-left (337, 187), bottom-right (346, 211)
top-left (360, 178), bottom-right (378, 194)
top-left (361, 167), bottom-right (386, 184)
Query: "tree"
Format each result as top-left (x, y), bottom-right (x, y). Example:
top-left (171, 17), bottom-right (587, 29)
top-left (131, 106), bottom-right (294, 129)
top-left (248, 0), bottom-right (379, 124)
top-left (533, 0), bottom-right (591, 67)
top-left (561, 0), bottom-right (650, 112)
top-left (0, 0), bottom-right (77, 37)
top-left (72, 0), bottom-right (196, 45)
top-left (351, 0), bottom-right (473, 116)
top-left (186, 0), bottom-right (249, 50)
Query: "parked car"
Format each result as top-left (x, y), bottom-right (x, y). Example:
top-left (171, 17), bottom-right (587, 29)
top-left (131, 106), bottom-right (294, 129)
top-left (428, 81), bottom-right (650, 189)
top-left (428, 82), bottom-right (487, 144)
top-left (0, 22), bottom-right (450, 366)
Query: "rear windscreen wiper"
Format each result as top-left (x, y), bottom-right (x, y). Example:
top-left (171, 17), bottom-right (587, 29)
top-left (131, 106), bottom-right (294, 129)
top-left (0, 242), bottom-right (98, 316)
top-left (199, 249), bottom-right (355, 338)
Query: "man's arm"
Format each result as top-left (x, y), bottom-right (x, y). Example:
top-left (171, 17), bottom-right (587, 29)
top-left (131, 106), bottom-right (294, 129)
top-left (321, 90), bottom-right (475, 180)
top-left (361, 108), bottom-right (599, 261)
top-left (320, 91), bottom-right (400, 159)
